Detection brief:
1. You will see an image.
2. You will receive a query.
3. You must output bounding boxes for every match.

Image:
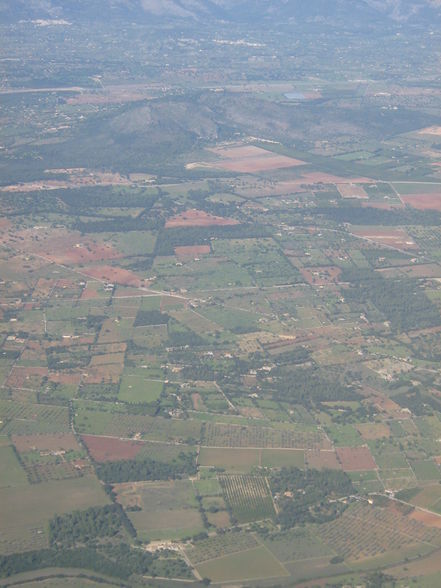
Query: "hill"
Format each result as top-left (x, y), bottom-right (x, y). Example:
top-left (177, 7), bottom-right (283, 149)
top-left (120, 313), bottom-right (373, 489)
top-left (1, 0), bottom-right (440, 26)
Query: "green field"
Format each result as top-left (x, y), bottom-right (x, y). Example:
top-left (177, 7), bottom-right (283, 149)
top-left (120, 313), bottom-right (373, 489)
top-left (0, 476), bottom-right (109, 555)
top-left (193, 477), bottom-right (222, 496)
top-left (114, 479), bottom-right (204, 540)
top-left (261, 448), bottom-right (305, 468)
top-left (74, 404), bottom-right (202, 442)
top-left (0, 445), bottom-right (28, 488)
top-left (199, 447), bottom-right (260, 471)
top-left (196, 545), bottom-right (288, 582)
top-left (118, 374), bottom-right (163, 403)
top-left (264, 527), bottom-right (333, 562)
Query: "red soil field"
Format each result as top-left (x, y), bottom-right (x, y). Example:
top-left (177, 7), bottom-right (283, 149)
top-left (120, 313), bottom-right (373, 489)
top-left (49, 242), bottom-right (122, 265)
top-left (80, 285), bottom-right (101, 300)
top-left (356, 423), bottom-right (391, 441)
top-left (209, 145), bottom-right (306, 173)
top-left (212, 145), bottom-right (273, 158)
top-left (23, 231), bottom-right (122, 266)
top-left (175, 245), bottom-right (211, 258)
top-left (32, 279), bottom-right (57, 299)
top-left (192, 392), bottom-right (204, 411)
top-left (82, 435), bottom-right (145, 462)
top-left (409, 509), bottom-right (441, 528)
top-left (234, 174), bottom-right (373, 199)
top-left (6, 366), bottom-right (48, 389)
top-left (166, 209), bottom-right (239, 228)
top-left (220, 155), bottom-right (305, 173)
top-left (369, 395), bottom-right (404, 417)
top-left (82, 363), bottom-right (124, 384)
top-left (401, 193), bottom-right (441, 211)
top-left (48, 371), bottom-right (82, 386)
top-left (0, 218), bottom-right (11, 231)
top-left (81, 265), bottom-right (143, 287)
top-left (12, 433), bottom-right (80, 452)
top-left (336, 446), bottom-right (377, 471)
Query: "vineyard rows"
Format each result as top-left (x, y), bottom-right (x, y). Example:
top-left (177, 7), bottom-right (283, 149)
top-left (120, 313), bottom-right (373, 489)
top-left (320, 501), bottom-right (441, 561)
top-left (203, 422), bottom-right (329, 450)
top-left (219, 474), bottom-right (276, 523)
top-left (0, 400), bottom-right (70, 435)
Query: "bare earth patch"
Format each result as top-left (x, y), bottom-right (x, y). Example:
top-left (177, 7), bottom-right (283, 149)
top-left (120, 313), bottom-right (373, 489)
top-left (207, 144), bottom-right (307, 173)
top-left (166, 209), bottom-right (239, 228)
top-left (401, 193), bottom-right (441, 211)
top-left (336, 446), bottom-right (377, 471)
top-left (82, 435), bottom-right (145, 462)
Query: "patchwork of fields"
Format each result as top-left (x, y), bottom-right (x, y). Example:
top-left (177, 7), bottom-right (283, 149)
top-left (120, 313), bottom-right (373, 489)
top-left (3, 10), bottom-right (441, 587)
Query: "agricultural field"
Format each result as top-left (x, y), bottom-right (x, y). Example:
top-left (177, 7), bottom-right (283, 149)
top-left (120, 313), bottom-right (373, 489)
top-left (185, 530), bottom-right (289, 583)
top-left (195, 545), bottom-right (289, 583)
top-left (0, 445), bottom-right (28, 488)
top-left (218, 474), bottom-right (276, 523)
top-left (3, 4), bottom-right (441, 587)
top-left (198, 447), bottom-right (260, 471)
top-left (202, 421), bottom-right (329, 449)
top-left (185, 531), bottom-right (260, 565)
top-left (319, 500), bottom-right (441, 562)
top-left (113, 480), bottom-right (204, 540)
top-left (0, 476), bottom-right (109, 555)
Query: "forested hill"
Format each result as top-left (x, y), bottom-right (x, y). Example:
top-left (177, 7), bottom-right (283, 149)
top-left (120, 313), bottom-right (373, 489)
top-left (2, 0), bottom-right (441, 27)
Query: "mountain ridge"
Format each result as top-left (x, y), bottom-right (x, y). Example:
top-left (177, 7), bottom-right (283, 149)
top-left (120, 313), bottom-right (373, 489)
top-left (2, 0), bottom-right (441, 25)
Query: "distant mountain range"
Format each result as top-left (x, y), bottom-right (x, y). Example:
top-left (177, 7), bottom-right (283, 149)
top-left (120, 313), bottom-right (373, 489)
top-left (1, 0), bottom-right (441, 26)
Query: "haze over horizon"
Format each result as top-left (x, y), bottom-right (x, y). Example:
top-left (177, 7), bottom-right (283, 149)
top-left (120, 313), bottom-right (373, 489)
top-left (1, 1), bottom-right (441, 587)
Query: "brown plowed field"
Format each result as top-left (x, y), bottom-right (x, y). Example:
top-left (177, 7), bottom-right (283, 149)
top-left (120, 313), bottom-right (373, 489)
top-left (48, 371), bottom-right (82, 386)
top-left (301, 172), bottom-right (373, 184)
top-left (39, 237), bottom-right (121, 266)
top-left (82, 434), bottom-right (145, 462)
top-left (336, 446), bottom-right (377, 471)
top-left (6, 366), bottom-right (48, 389)
top-left (356, 423), bottom-right (391, 440)
top-left (82, 265), bottom-right (142, 287)
top-left (166, 209), bottom-right (239, 228)
top-left (82, 362), bottom-right (124, 384)
top-left (418, 126), bottom-right (441, 136)
top-left (175, 245), bottom-right (211, 258)
top-left (12, 433), bottom-right (80, 452)
top-left (209, 145), bottom-right (306, 173)
top-left (305, 449), bottom-right (341, 470)
top-left (410, 509), bottom-right (441, 528)
top-left (351, 227), bottom-right (417, 250)
top-left (401, 193), bottom-right (441, 211)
